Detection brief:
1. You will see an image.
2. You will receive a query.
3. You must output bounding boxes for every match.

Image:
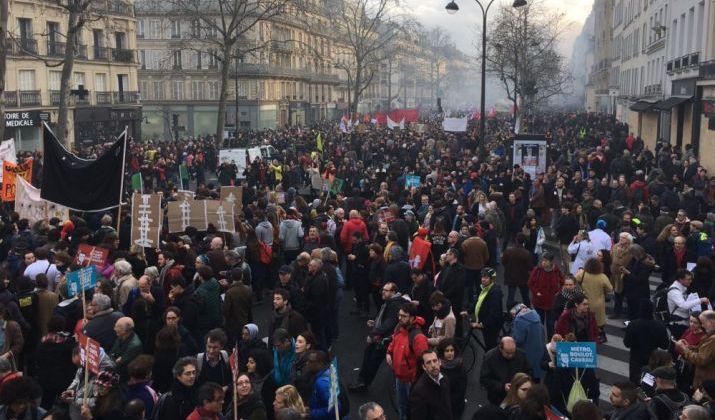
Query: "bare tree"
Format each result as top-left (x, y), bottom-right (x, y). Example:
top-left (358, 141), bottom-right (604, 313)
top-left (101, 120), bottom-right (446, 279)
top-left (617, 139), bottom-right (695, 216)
top-left (484, 0), bottom-right (572, 128)
top-left (329, 0), bottom-right (405, 115)
top-left (0, 0), bottom-right (8, 141)
top-left (163, 0), bottom-right (290, 143)
top-left (419, 26), bottom-right (456, 110)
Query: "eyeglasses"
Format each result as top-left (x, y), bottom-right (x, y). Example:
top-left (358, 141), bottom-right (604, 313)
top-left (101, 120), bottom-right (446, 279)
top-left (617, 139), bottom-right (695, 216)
top-left (382, 288), bottom-right (394, 292)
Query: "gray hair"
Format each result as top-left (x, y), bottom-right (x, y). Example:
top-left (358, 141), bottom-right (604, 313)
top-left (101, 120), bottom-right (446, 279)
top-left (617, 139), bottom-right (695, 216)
top-left (682, 405), bottom-right (710, 420)
top-left (92, 293), bottom-right (112, 311)
top-left (114, 260), bottom-right (133, 276)
top-left (358, 402), bottom-right (384, 420)
top-left (172, 356), bottom-right (198, 378)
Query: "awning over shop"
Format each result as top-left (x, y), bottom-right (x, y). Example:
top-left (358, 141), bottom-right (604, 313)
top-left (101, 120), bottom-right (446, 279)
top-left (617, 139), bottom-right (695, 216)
top-left (653, 96), bottom-right (692, 110)
top-left (630, 101), bottom-right (657, 112)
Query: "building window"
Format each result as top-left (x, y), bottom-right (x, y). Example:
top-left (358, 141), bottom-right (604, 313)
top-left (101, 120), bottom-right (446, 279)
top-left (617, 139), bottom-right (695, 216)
top-left (137, 19), bottom-right (145, 38)
top-left (139, 50), bottom-right (146, 68)
top-left (173, 51), bottom-right (182, 69)
top-left (140, 81), bottom-right (148, 98)
top-left (73, 72), bottom-right (85, 88)
top-left (207, 81), bottom-right (219, 100)
top-left (172, 81), bottom-right (184, 100)
top-left (95, 73), bottom-right (106, 91)
top-left (18, 70), bottom-right (35, 90)
top-left (171, 20), bottom-right (181, 39)
top-left (49, 71), bottom-right (62, 90)
top-left (153, 81), bottom-right (164, 100)
top-left (149, 19), bottom-right (161, 39)
top-left (192, 81), bottom-right (204, 100)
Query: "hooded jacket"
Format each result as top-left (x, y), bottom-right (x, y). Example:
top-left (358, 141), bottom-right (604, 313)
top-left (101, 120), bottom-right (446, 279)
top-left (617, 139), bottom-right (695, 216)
top-left (255, 220), bottom-right (274, 246)
top-left (279, 218), bottom-right (304, 251)
top-left (512, 309), bottom-right (546, 380)
top-left (387, 316), bottom-right (429, 382)
top-left (527, 265), bottom-right (564, 311)
top-left (339, 217), bottom-right (369, 253)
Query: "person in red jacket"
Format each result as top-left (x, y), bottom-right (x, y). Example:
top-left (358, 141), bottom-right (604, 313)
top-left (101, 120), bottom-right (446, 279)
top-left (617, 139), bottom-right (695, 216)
top-left (387, 303), bottom-right (429, 420)
top-left (186, 382), bottom-right (225, 420)
top-left (528, 252), bottom-right (564, 339)
top-left (554, 293), bottom-right (599, 342)
top-left (340, 210), bottom-right (369, 254)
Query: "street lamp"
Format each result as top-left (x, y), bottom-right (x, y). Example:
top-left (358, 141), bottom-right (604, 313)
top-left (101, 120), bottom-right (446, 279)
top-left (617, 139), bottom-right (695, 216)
top-left (446, 0), bottom-right (526, 159)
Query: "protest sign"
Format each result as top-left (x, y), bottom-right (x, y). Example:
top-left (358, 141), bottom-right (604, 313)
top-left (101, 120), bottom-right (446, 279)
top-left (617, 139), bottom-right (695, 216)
top-left (77, 333), bottom-right (102, 375)
top-left (130, 193), bottom-right (163, 248)
top-left (2, 159), bottom-right (33, 201)
top-left (206, 200), bottom-right (236, 233)
top-left (442, 117), bottom-right (468, 132)
top-left (220, 186), bottom-right (243, 212)
top-left (0, 140), bottom-right (16, 181)
top-left (405, 175), bottom-right (421, 189)
top-left (66, 266), bottom-right (99, 298)
top-left (556, 342), bottom-right (598, 369)
top-left (177, 190), bottom-right (195, 201)
top-left (74, 244), bottom-right (110, 267)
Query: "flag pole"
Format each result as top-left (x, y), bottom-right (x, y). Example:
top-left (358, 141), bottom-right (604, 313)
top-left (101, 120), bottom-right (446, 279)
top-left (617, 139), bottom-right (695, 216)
top-left (115, 127), bottom-right (129, 235)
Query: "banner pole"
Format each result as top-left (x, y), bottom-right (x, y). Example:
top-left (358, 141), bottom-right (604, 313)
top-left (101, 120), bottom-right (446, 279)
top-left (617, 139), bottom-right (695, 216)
top-left (81, 282), bottom-right (89, 408)
top-left (115, 127), bottom-right (129, 235)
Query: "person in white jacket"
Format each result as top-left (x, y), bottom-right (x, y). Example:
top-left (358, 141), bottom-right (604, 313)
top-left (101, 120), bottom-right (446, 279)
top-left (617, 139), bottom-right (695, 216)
top-left (589, 219), bottom-right (613, 252)
top-left (567, 230), bottom-right (597, 276)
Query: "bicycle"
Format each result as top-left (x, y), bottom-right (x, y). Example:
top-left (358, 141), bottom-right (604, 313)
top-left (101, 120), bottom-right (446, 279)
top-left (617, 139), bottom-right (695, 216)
top-left (459, 311), bottom-right (513, 374)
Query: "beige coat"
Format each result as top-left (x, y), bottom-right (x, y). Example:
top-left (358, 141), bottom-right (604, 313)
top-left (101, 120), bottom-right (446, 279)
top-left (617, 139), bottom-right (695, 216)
top-left (610, 243), bottom-right (632, 294)
top-left (576, 270), bottom-right (613, 327)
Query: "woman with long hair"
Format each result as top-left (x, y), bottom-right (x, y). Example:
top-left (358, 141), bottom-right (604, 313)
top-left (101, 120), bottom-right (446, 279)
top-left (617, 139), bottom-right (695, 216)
top-left (576, 258), bottom-right (613, 342)
top-left (436, 338), bottom-right (467, 418)
top-left (290, 331), bottom-right (315, 402)
top-left (501, 373), bottom-right (534, 417)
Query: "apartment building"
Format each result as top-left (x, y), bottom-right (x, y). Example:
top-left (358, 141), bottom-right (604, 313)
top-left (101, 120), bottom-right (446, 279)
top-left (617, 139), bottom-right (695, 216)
top-left (585, 0), bottom-right (613, 114)
top-left (5, 0), bottom-right (141, 150)
top-left (135, 0), bottom-right (340, 139)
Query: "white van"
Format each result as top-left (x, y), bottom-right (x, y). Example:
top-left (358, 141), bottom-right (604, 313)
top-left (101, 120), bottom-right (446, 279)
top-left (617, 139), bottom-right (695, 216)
top-left (218, 145), bottom-right (279, 178)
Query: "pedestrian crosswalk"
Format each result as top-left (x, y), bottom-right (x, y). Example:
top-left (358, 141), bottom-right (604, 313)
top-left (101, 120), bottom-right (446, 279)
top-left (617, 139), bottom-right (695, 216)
top-left (593, 275), bottom-right (662, 404)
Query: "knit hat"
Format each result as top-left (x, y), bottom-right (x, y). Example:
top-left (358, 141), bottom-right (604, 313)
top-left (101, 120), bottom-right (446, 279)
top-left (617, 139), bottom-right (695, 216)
top-left (596, 219), bottom-right (607, 229)
top-left (244, 323), bottom-right (259, 341)
top-left (652, 366), bottom-right (676, 381)
top-left (197, 254), bottom-right (209, 265)
top-left (95, 369), bottom-right (119, 390)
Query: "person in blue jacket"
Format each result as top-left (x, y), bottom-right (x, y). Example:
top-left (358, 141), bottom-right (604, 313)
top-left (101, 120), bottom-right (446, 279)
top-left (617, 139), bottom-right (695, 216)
top-left (306, 350), bottom-right (348, 420)
top-left (511, 303), bottom-right (546, 381)
top-left (272, 328), bottom-right (296, 387)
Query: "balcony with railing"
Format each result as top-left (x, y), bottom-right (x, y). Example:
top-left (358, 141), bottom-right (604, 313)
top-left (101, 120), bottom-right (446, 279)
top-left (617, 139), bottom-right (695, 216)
top-left (111, 48), bottom-right (136, 63)
top-left (113, 91), bottom-right (139, 103)
top-left (50, 90), bottom-right (90, 106)
top-left (271, 40), bottom-right (294, 53)
top-left (13, 38), bottom-right (38, 55)
top-left (96, 91), bottom-right (113, 104)
top-left (93, 46), bottom-right (109, 61)
top-left (19, 91), bottom-right (41, 106)
top-left (667, 52), bottom-right (700, 75)
top-left (643, 84), bottom-right (663, 97)
top-left (3, 91), bottom-right (18, 107)
top-left (91, 0), bottom-right (133, 17)
top-left (47, 42), bottom-right (88, 59)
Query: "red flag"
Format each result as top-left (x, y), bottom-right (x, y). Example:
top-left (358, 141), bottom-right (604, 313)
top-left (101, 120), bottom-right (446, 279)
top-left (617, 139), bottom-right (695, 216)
top-left (229, 346), bottom-right (239, 382)
top-left (409, 236), bottom-right (432, 271)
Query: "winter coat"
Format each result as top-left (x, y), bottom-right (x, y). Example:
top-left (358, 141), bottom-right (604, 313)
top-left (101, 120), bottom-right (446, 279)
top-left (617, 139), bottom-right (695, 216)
top-left (567, 239), bottom-right (597, 276)
top-left (680, 333), bottom-right (715, 389)
top-left (387, 317), bottom-right (429, 382)
top-left (528, 266), bottom-right (564, 311)
top-left (279, 219), bottom-right (304, 251)
top-left (501, 245), bottom-right (532, 287)
top-left (554, 308), bottom-right (598, 342)
top-left (623, 254), bottom-right (655, 300)
top-left (225, 392), bottom-right (268, 420)
top-left (273, 341), bottom-right (296, 387)
top-left (153, 380), bottom-right (198, 420)
top-left (83, 308), bottom-right (123, 351)
top-left (409, 372), bottom-right (453, 420)
top-left (624, 318), bottom-right (670, 367)
top-left (512, 309), bottom-right (546, 380)
top-left (195, 278), bottom-right (223, 333)
top-left (255, 220), bottom-right (274, 246)
top-left (384, 260), bottom-right (411, 294)
top-left (437, 263), bottom-right (467, 313)
top-left (309, 369), bottom-right (348, 420)
top-left (427, 307), bottom-right (456, 347)
top-left (441, 358), bottom-right (467, 417)
top-left (480, 346), bottom-right (532, 405)
top-left (109, 331), bottom-right (143, 380)
top-left (461, 236), bottom-right (489, 271)
top-left (575, 270), bottom-right (613, 327)
top-left (223, 281), bottom-right (253, 334)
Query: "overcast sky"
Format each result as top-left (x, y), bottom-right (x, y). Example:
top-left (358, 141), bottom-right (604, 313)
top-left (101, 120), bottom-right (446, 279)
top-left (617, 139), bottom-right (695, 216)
top-left (409, 0), bottom-right (595, 58)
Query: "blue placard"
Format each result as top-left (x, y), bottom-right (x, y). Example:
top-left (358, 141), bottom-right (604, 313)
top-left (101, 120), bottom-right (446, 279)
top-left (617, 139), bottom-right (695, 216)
top-left (66, 266), bottom-right (98, 298)
top-left (405, 175), bottom-right (421, 188)
top-left (555, 341), bottom-right (598, 368)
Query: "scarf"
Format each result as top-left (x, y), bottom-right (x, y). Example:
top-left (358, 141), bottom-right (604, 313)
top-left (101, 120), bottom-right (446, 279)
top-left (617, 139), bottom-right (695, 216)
top-left (675, 247), bottom-right (686, 267)
top-left (475, 283), bottom-right (494, 322)
top-left (435, 299), bottom-right (452, 320)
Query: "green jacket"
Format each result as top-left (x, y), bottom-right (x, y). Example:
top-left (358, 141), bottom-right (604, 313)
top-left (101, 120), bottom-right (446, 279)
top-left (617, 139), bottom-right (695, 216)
top-left (110, 331), bottom-right (142, 380)
top-left (196, 278), bottom-right (223, 331)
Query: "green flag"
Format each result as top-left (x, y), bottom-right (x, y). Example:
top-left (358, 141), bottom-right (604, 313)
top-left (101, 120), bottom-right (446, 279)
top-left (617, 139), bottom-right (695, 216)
top-left (179, 164), bottom-right (189, 190)
top-left (316, 132), bottom-right (323, 153)
top-left (131, 172), bottom-right (143, 193)
top-left (329, 177), bottom-right (344, 195)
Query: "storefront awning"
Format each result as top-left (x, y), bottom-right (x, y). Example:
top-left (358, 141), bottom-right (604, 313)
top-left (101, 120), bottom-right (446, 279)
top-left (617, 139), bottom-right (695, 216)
top-left (653, 96), bottom-right (693, 110)
top-left (629, 101), bottom-right (657, 112)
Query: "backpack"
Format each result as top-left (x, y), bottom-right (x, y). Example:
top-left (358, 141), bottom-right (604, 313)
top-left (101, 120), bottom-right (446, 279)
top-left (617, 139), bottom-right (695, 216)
top-left (652, 285), bottom-right (681, 324)
top-left (196, 350), bottom-right (229, 375)
top-left (649, 392), bottom-right (690, 420)
top-left (152, 392), bottom-right (171, 420)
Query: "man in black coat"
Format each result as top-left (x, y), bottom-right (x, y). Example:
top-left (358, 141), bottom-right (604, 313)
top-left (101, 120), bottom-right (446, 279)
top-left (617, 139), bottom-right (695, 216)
top-left (410, 349), bottom-right (453, 420)
top-left (303, 258), bottom-right (332, 350)
top-left (554, 202), bottom-right (580, 273)
top-left (437, 247), bottom-right (466, 337)
top-left (348, 283), bottom-right (405, 392)
top-left (479, 337), bottom-right (532, 405)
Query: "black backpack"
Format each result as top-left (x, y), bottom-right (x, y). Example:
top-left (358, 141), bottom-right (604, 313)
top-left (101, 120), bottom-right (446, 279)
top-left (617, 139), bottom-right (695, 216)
top-left (652, 285), bottom-right (680, 324)
top-left (649, 392), bottom-right (690, 420)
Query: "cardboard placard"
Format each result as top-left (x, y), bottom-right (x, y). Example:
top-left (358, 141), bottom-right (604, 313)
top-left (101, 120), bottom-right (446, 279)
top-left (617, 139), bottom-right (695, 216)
top-left (130, 193), bottom-right (163, 248)
top-left (220, 186), bottom-right (243, 212)
top-left (206, 200), bottom-right (236, 233)
top-left (2, 159), bottom-right (33, 201)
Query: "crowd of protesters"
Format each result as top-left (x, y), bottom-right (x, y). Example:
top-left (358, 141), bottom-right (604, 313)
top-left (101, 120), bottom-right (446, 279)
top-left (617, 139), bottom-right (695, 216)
top-left (0, 111), bottom-right (714, 420)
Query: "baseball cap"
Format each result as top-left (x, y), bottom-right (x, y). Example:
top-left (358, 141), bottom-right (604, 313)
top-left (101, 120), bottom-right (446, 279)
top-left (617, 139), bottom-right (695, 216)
top-left (278, 265), bottom-right (292, 274)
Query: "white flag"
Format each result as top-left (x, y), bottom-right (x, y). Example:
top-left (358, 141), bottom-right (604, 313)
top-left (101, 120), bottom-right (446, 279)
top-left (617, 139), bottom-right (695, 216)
top-left (387, 116), bottom-right (405, 130)
top-left (15, 176), bottom-right (69, 223)
top-left (442, 117), bottom-right (468, 132)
